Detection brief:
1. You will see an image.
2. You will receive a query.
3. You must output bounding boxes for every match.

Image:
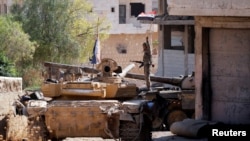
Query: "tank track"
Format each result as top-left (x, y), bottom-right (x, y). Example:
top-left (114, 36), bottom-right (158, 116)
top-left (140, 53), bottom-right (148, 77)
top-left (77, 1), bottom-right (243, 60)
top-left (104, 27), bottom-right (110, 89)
top-left (119, 116), bottom-right (152, 141)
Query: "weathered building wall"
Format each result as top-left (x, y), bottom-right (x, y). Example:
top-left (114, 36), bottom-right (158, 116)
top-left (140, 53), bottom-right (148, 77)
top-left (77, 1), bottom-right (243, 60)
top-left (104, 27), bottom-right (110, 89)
top-left (195, 17), bottom-right (250, 124)
top-left (88, 0), bottom-right (160, 76)
top-left (167, 0), bottom-right (250, 17)
top-left (88, 0), bottom-right (158, 34)
top-left (167, 0), bottom-right (250, 124)
top-left (209, 27), bottom-right (250, 124)
top-left (101, 32), bottom-right (195, 78)
top-left (157, 50), bottom-right (194, 77)
top-left (0, 77), bottom-right (22, 115)
top-left (101, 33), bottom-right (158, 74)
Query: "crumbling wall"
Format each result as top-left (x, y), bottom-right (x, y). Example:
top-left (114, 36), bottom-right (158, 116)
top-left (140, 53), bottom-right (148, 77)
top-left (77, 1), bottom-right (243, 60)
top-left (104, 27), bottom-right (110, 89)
top-left (0, 76), bottom-right (22, 138)
top-left (0, 76), bottom-right (22, 115)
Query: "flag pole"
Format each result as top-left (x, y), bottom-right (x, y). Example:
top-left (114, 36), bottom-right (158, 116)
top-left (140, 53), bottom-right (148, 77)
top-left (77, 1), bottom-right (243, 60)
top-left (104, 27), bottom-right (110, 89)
top-left (93, 18), bottom-right (99, 66)
top-left (91, 18), bottom-right (99, 79)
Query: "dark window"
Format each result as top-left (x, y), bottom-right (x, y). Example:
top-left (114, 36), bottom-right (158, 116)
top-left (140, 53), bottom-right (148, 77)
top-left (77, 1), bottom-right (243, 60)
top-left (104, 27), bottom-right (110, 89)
top-left (163, 25), bottom-right (194, 53)
top-left (119, 5), bottom-right (126, 24)
top-left (171, 25), bottom-right (184, 32)
top-left (130, 3), bottom-right (145, 17)
top-left (187, 26), bottom-right (195, 53)
top-left (170, 25), bottom-right (184, 50)
top-left (111, 7), bottom-right (115, 12)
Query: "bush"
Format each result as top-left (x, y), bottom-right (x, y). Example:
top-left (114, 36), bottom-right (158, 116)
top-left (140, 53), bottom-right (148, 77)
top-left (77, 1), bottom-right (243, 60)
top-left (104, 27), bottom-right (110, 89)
top-left (0, 53), bottom-right (16, 77)
top-left (22, 67), bottom-right (44, 89)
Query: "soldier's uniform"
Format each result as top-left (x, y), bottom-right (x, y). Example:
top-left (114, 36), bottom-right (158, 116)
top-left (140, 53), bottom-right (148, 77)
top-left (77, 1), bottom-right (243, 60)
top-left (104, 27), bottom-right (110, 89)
top-left (143, 40), bottom-right (152, 90)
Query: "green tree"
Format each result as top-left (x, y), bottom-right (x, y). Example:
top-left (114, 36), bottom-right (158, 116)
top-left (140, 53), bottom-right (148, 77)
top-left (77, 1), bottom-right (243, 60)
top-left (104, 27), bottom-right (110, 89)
top-left (0, 15), bottom-right (36, 77)
top-left (0, 52), bottom-right (15, 76)
top-left (11, 0), bottom-right (110, 65)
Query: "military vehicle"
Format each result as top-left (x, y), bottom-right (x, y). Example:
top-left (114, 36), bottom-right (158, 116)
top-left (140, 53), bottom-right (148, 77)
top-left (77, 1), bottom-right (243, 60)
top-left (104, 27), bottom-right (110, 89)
top-left (125, 72), bottom-right (195, 130)
top-left (25, 58), bottom-right (154, 141)
top-left (12, 58), bottom-right (195, 141)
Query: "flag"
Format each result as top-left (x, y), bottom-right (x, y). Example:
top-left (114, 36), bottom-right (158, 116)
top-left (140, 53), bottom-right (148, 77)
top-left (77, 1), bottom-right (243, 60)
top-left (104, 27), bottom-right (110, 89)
top-left (137, 11), bottom-right (156, 21)
top-left (91, 37), bottom-right (101, 64)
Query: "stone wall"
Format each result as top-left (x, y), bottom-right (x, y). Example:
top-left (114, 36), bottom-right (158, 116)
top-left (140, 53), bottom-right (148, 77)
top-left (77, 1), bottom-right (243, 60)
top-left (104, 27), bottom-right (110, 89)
top-left (0, 77), bottom-right (22, 115)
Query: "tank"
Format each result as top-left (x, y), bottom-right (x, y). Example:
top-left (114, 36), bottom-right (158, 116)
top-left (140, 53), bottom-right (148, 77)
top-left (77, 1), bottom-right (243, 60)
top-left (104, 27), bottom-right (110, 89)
top-left (25, 58), bottom-right (152, 141)
top-left (12, 58), bottom-right (195, 140)
top-left (125, 72), bottom-right (195, 130)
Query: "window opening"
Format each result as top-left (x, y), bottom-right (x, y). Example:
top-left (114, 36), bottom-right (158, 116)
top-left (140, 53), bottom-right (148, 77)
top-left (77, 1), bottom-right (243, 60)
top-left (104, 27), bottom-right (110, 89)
top-left (119, 5), bottom-right (126, 24)
top-left (111, 7), bottom-right (115, 12)
top-left (130, 3), bottom-right (145, 17)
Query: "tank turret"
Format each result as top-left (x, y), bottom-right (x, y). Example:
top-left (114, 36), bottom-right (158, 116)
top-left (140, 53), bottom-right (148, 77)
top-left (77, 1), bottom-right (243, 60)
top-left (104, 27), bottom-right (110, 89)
top-left (41, 58), bottom-right (138, 99)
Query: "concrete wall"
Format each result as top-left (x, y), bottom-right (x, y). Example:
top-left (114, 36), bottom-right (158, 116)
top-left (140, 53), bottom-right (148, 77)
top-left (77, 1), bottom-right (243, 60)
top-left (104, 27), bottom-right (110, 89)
top-left (88, 0), bottom-right (158, 34)
top-left (0, 77), bottom-right (22, 115)
top-left (209, 28), bottom-right (250, 124)
top-left (167, 0), bottom-right (250, 17)
top-left (166, 0), bottom-right (250, 124)
top-left (195, 17), bottom-right (250, 124)
top-left (86, 0), bottom-right (160, 76)
top-left (156, 50), bottom-right (194, 77)
top-left (101, 33), bottom-right (159, 74)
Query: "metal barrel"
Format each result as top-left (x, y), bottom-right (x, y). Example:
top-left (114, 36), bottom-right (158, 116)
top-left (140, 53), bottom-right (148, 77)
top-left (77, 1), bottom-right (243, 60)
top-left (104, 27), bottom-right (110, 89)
top-left (125, 72), bottom-right (183, 86)
top-left (119, 63), bottom-right (136, 77)
top-left (44, 61), bottom-right (100, 74)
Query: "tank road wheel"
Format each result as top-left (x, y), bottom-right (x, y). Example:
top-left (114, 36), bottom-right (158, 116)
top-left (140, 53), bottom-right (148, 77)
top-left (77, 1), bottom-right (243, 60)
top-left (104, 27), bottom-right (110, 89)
top-left (165, 110), bottom-right (187, 130)
top-left (119, 115), bottom-right (152, 141)
top-left (119, 120), bottom-right (140, 141)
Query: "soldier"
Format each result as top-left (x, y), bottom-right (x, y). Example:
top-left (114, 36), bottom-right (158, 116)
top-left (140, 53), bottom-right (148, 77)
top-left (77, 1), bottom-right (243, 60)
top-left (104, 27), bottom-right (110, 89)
top-left (143, 37), bottom-right (153, 91)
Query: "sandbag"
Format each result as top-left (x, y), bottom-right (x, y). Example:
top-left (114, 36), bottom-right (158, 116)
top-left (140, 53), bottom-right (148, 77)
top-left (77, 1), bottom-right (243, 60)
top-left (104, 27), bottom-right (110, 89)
top-left (170, 118), bottom-right (219, 138)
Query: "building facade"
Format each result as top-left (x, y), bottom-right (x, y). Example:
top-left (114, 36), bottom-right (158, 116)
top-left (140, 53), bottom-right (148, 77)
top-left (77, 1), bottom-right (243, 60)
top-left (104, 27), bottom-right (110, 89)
top-left (89, 0), bottom-right (195, 77)
top-left (167, 0), bottom-right (250, 124)
top-left (88, 0), bottom-right (159, 74)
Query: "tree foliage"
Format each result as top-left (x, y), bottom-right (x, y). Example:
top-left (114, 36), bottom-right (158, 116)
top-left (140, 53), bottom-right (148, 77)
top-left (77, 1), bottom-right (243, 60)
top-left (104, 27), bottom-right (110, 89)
top-left (0, 52), bottom-right (15, 76)
top-left (11, 0), bottom-right (110, 65)
top-left (0, 15), bottom-right (36, 77)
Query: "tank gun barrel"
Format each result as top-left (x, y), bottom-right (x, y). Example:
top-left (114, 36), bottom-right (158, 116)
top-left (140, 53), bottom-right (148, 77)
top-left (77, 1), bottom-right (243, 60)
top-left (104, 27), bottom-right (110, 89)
top-left (125, 73), bottom-right (195, 90)
top-left (119, 63), bottom-right (135, 77)
top-left (44, 61), bottom-right (100, 74)
top-left (126, 73), bottom-right (182, 86)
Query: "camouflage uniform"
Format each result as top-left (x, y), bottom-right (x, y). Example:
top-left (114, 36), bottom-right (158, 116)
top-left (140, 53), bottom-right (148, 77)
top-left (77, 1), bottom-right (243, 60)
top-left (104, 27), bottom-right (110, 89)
top-left (143, 39), bottom-right (152, 90)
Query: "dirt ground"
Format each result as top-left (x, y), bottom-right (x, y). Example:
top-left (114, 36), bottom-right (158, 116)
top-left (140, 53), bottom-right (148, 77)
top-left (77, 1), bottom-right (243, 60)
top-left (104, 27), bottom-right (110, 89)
top-left (1, 114), bottom-right (48, 141)
top-left (1, 114), bottom-right (207, 141)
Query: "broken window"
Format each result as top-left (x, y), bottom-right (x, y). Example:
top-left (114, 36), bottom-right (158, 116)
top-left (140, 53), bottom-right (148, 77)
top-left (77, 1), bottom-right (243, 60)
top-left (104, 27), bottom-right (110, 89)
top-left (130, 3), bottom-right (145, 17)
